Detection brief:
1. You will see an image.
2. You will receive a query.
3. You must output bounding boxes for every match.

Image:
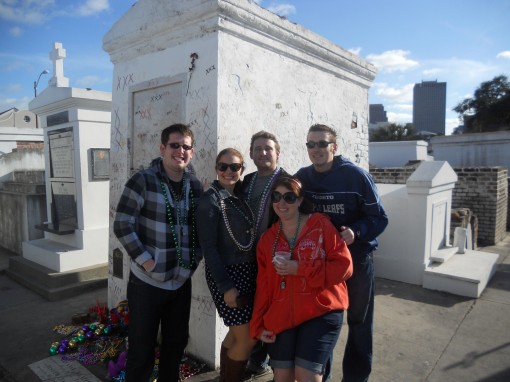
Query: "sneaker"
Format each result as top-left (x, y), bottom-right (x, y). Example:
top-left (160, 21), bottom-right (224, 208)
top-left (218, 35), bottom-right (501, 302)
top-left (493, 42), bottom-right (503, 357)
top-left (243, 365), bottom-right (272, 380)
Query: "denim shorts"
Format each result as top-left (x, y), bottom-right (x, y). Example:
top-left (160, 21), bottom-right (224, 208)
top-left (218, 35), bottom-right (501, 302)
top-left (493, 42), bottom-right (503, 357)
top-left (267, 310), bottom-right (343, 373)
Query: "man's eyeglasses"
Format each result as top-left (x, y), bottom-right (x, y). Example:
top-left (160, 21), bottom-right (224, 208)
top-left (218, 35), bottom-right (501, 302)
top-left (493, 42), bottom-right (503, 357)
top-left (305, 140), bottom-right (334, 149)
top-left (216, 162), bottom-right (243, 172)
top-left (166, 142), bottom-right (193, 151)
top-left (271, 191), bottom-right (298, 204)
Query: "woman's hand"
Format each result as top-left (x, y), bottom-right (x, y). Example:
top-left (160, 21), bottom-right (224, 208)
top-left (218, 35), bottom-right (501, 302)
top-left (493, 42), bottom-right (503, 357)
top-left (260, 330), bottom-right (276, 343)
top-left (274, 259), bottom-right (298, 276)
top-left (340, 226), bottom-right (355, 245)
top-left (223, 288), bottom-right (239, 308)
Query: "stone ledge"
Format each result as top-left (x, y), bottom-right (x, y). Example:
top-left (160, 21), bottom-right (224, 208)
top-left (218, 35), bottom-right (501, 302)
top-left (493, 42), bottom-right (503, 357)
top-left (2, 182), bottom-right (45, 194)
top-left (423, 250), bottom-right (499, 297)
top-left (6, 256), bottom-right (107, 301)
top-left (430, 246), bottom-right (459, 263)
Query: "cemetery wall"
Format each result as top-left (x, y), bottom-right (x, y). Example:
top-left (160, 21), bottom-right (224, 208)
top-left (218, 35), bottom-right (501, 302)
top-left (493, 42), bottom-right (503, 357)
top-left (0, 147), bottom-right (45, 183)
top-left (0, 169), bottom-right (46, 254)
top-left (430, 130), bottom-right (510, 170)
top-left (0, 147), bottom-right (46, 254)
top-left (0, 125), bottom-right (43, 156)
top-left (371, 166), bottom-right (508, 245)
top-left (369, 140), bottom-right (430, 167)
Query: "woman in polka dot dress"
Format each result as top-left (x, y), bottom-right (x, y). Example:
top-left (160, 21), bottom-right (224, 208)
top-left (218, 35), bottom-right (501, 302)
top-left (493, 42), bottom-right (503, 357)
top-left (196, 148), bottom-right (257, 381)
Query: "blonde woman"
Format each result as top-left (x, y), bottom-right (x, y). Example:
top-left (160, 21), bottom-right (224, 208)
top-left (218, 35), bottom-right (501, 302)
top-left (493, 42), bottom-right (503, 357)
top-left (196, 148), bottom-right (257, 381)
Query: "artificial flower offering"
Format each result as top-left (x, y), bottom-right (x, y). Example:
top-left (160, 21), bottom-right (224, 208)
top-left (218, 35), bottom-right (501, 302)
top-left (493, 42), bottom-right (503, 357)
top-left (48, 299), bottom-right (208, 381)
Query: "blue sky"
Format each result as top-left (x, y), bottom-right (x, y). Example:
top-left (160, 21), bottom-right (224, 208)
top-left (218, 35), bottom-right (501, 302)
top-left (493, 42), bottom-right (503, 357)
top-left (1, 0), bottom-right (509, 135)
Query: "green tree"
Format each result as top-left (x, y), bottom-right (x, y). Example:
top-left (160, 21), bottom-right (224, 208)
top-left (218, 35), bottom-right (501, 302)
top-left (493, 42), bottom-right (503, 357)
top-left (369, 123), bottom-right (417, 142)
top-left (453, 75), bottom-right (510, 133)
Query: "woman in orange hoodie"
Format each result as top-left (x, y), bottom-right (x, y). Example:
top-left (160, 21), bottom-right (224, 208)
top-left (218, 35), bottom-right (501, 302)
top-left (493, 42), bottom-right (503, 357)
top-left (250, 176), bottom-right (353, 382)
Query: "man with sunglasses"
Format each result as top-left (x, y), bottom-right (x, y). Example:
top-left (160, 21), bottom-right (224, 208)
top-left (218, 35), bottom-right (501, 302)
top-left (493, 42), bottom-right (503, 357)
top-left (296, 124), bottom-right (388, 382)
top-left (114, 123), bottom-right (203, 382)
top-left (242, 131), bottom-right (288, 380)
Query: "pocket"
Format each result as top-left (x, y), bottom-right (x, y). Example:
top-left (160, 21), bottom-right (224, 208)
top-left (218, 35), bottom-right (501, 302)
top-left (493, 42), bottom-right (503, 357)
top-left (145, 246), bottom-right (170, 282)
top-left (315, 290), bottom-right (334, 311)
top-left (264, 296), bottom-right (289, 333)
top-left (293, 291), bottom-right (330, 327)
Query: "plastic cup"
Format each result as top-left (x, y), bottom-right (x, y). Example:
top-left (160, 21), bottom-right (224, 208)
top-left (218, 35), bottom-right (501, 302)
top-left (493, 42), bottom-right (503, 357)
top-left (273, 251), bottom-right (291, 265)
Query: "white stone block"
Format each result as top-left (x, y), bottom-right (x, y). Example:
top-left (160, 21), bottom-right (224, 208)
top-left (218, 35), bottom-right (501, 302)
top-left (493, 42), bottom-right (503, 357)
top-left (423, 250), bottom-right (499, 298)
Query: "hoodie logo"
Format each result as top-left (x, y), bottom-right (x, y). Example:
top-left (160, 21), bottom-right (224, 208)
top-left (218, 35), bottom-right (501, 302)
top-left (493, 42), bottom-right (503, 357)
top-left (313, 203), bottom-right (345, 215)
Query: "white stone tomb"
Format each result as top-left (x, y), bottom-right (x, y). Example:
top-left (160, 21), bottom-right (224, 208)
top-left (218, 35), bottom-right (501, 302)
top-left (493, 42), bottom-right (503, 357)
top-left (104, 0), bottom-right (376, 368)
top-left (21, 42), bottom-right (112, 273)
top-left (375, 161), bottom-right (499, 298)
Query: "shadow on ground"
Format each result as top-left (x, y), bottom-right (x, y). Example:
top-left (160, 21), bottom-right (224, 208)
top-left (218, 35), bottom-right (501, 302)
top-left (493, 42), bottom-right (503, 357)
top-left (375, 277), bottom-right (472, 308)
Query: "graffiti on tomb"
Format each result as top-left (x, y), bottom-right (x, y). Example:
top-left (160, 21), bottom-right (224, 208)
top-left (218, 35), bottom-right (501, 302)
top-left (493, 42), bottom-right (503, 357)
top-left (129, 74), bottom-right (187, 171)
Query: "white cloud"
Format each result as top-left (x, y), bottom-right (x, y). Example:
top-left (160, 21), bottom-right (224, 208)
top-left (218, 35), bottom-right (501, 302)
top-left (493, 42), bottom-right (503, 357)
top-left (496, 51), bottom-right (510, 59)
top-left (0, 95), bottom-right (30, 112)
top-left (0, 52), bottom-right (48, 72)
top-left (424, 57), bottom-right (497, 79)
top-left (386, 111), bottom-right (412, 125)
top-left (0, 0), bottom-right (55, 24)
top-left (77, 0), bottom-right (109, 16)
top-left (348, 47), bottom-right (362, 56)
top-left (373, 82), bottom-right (414, 103)
top-left (0, 0), bottom-right (110, 23)
top-left (366, 50), bottom-right (419, 73)
top-left (9, 26), bottom-right (23, 37)
top-left (446, 117), bottom-right (461, 134)
top-left (266, 3), bottom-right (296, 17)
top-left (240, 0), bottom-right (296, 17)
top-left (392, 104), bottom-right (413, 111)
top-left (421, 68), bottom-right (444, 77)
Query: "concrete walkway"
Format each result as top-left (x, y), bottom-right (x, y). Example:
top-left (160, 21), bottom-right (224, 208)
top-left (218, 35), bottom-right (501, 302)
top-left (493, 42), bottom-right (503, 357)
top-left (1, 234), bottom-right (509, 382)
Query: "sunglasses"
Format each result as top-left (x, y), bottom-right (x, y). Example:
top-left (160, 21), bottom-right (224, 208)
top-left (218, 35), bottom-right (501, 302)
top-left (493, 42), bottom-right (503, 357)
top-left (216, 162), bottom-right (243, 172)
top-left (271, 191), bottom-right (298, 204)
top-left (166, 142), bottom-right (193, 151)
top-left (305, 140), bottom-right (334, 149)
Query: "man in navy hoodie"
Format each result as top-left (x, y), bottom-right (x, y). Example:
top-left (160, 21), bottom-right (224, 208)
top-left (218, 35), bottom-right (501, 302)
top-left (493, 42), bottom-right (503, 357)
top-left (296, 124), bottom-right (388, 382)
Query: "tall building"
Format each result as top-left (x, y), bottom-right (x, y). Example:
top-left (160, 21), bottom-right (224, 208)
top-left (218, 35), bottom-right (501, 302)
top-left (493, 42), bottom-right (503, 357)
top-left (413, 80), bottom-right (446, 135)
top-left (369, 104), bottom-right (388, 124)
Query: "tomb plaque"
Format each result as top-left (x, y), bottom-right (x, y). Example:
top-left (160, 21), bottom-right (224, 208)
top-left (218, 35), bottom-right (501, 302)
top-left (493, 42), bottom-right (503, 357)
top-left (36, 127), bottom-right (79, 234)
top-left (112, 248), bottom-right (124, 279)
top-left (51, 181), bottom-right (78, 229)
top-left (49, 129), bottom-right (74, 178)
top-left (90, 148), bottom-right (110, 180)
top-left (29, 356), bottom-right (101, 381)
top-left (46, 110), bottom-right (69, 127)
top-left (431, 201), bottom-right (447, 251)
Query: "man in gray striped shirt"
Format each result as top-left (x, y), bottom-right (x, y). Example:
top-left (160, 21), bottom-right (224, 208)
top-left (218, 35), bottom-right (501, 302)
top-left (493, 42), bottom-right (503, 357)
top-left (114, 123), bottom-right (203, 382)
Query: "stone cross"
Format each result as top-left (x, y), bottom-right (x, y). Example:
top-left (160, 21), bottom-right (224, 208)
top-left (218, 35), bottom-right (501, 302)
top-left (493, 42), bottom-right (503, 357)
top-left (48, 42), bottom-right (69, 88)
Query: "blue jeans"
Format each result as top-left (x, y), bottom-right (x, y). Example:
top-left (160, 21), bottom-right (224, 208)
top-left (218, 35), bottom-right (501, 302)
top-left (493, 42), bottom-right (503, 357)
top-left (126, 273), bottom-right (192, 382)
top-left (323, 252), bottom-right (374, 382)
top-left (268, 310), bottom-right (343, 373)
